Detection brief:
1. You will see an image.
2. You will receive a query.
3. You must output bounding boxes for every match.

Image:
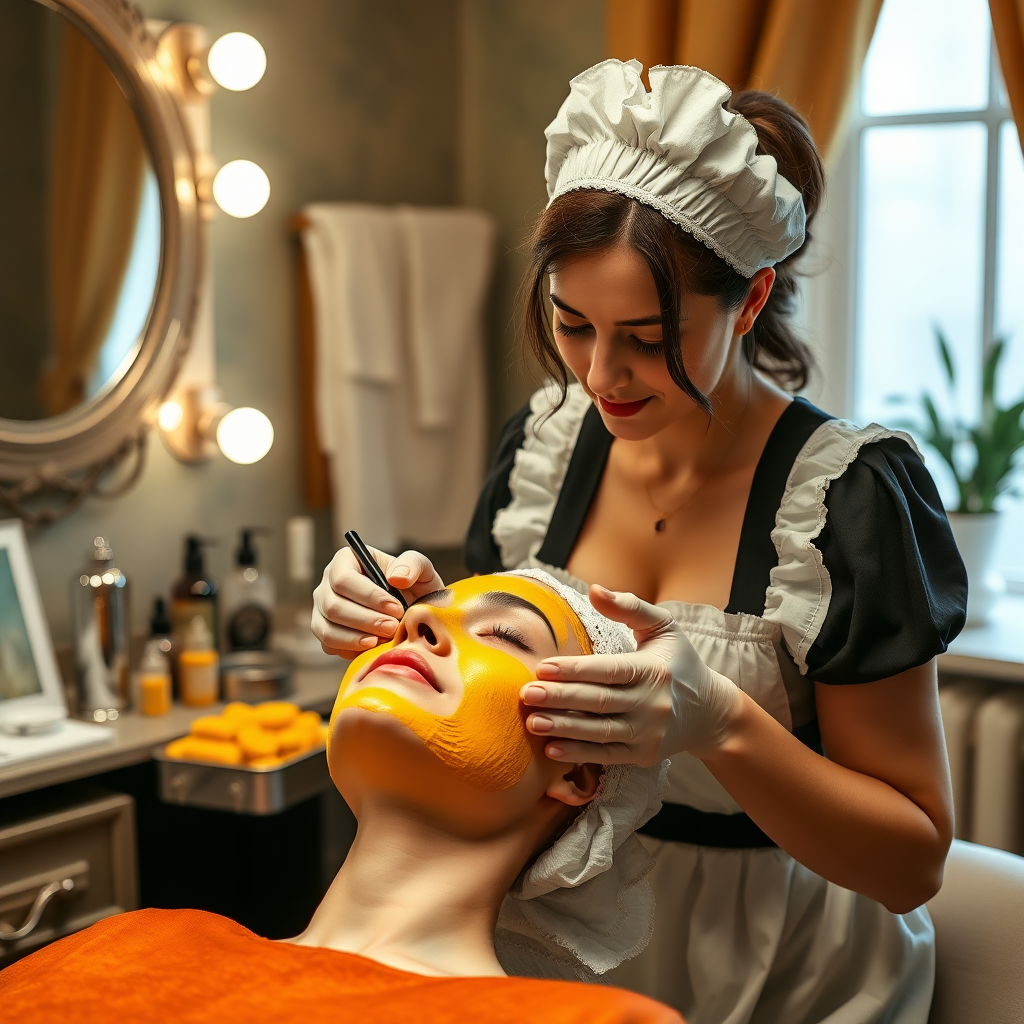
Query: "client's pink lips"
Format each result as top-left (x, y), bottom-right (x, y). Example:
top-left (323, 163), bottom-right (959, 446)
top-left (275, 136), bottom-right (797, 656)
top-left (598, 395), bottom-right (652, 417)
top-left (363, 649), bottom-right (441, 692)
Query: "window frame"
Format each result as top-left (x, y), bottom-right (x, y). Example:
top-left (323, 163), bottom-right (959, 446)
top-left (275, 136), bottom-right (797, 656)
top-left (846, 29), bottom-right (1014, 416)
top-left (805, 18), bottom-right (1024, 578)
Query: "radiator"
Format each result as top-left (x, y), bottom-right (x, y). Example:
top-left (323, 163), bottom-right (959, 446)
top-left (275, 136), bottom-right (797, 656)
top-left (940, 680), bottom-right (1024, 855)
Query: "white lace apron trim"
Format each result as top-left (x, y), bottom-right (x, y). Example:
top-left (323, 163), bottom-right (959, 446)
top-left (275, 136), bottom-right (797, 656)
top-left (492, 383), bottom-right (592, 569)
top-left (763, 418), bottom-right (920, 675)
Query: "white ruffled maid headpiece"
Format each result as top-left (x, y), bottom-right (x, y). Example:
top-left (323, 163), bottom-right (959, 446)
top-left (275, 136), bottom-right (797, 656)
top-left (493, 568), bottom-right (669, 980)
top-left (544, 59), bottom-right (806, 277)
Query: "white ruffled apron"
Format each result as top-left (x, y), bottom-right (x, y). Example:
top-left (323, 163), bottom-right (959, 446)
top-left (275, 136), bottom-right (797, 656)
top-left (492, 384), bottom-right (935, 1024)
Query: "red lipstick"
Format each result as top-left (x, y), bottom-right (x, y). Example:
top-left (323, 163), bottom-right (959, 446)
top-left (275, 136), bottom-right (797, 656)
top-left (363, 649), bottom-right (440, 692)
top-left (598, 396), bottom-right (652, 417)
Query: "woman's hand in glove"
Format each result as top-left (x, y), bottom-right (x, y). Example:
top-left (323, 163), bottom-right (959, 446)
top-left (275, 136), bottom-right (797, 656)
top-left (311, 545), bottom-right (443, 657)
top-left (522, 585), bottom-right (741, 765)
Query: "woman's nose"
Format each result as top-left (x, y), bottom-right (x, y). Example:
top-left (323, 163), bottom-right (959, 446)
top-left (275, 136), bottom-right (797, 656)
top-left (586, 333), bottom-right (631, 394)
top-left (395, 604), bottom-right (452, 655)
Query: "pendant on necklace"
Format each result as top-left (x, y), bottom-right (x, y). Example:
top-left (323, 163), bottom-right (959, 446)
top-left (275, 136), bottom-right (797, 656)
top-left (654, 518), bottom-right (666, 533)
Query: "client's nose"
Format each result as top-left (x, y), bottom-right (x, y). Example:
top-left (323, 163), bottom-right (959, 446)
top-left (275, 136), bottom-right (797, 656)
top-left (396, 604), bottom-right (452, 656)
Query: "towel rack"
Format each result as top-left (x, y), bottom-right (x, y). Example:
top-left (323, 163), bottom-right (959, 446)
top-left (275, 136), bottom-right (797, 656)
top-left (289, 214), bottom-right (330, 509)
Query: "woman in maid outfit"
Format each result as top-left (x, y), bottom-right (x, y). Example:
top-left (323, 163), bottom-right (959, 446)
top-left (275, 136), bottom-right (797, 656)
top-left (314, 59), bottom-right (968, 1024)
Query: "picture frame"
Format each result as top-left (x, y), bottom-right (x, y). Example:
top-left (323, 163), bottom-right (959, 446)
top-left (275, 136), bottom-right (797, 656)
top-left (0, 519), bottom-right (66, 718)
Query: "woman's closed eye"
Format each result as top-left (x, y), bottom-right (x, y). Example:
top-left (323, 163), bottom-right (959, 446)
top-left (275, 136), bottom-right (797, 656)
top-left (480, 624), bottom-right (535, 654)
top-left (629, 335), bottom-right (664, 356)
top-left (554, 319), bottom-right (593, 339)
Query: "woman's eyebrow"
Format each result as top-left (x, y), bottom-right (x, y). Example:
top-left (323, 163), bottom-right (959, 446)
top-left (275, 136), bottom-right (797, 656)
top-left (550, 294), bottom-right (662, 328)
top-left (478, 592), bottom-right (557, 645)
top-left (616, 313), bottom-right (663, 326)
top-left (549, 293), bottom-right (585, 317)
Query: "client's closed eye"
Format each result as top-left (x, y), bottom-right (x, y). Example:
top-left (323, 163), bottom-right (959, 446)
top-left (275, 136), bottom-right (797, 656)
top-left (482, 624), bottom-right (535, 654)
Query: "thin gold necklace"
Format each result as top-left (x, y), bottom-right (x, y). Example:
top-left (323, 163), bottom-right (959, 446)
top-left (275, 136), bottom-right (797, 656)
top-left (643, 474), bottom-right (710, 533)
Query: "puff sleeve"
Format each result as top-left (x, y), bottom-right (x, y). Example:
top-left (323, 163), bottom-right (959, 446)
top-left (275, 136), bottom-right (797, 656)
top-left (806, 436), bottom-right (968, 684)
top-left (463, 403), bottom-right (530, 574)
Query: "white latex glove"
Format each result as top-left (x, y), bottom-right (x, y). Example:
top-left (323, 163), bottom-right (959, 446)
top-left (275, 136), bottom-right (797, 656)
top-left (521, 585), bottom-right (741, 766)
top-left (311, 545), bottom-right (443, 657)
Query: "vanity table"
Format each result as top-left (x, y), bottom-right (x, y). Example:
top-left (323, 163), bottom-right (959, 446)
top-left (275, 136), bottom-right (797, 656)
top-left (0, 666), bottom-right (352, 965)
top-left (0, 668), bottom-right (340, 802)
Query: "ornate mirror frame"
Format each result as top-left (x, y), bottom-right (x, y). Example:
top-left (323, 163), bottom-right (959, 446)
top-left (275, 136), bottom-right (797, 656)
top-left (0, 0), bottom-right (201, 523)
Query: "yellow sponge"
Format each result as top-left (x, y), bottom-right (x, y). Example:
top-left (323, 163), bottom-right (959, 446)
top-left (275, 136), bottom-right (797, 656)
top-left (248, 755), bottom-right (286, 768)
top-left (167, 736), bottom-right (242, 765)
top-left (253, 701), bottom-right (299, 730)
top-left (222, 702), bottom-right (257, 722)
top-left (237, 724), bottom-right (280, 759)
top-left (190, 715), bottom-right (238, 742)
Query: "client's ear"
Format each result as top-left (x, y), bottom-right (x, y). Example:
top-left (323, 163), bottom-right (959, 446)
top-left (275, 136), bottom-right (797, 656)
top-left (546, 763), bottom-right (601, 807)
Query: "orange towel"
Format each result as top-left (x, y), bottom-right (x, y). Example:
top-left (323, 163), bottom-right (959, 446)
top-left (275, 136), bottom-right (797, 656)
top-left (0, 908), bottom-right (682, 1024)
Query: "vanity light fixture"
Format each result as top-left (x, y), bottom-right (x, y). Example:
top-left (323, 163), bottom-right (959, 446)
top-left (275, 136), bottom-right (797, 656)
top-left (207, 32), bottom-right (266, 91)
top-left (157, 400), bottom-right (185, 432)
top-left (212, 159), bottom-right (270, 218)
top-left (216, 407), bottom-right (275, 465)
top-left (149, 22), bottom-right (275, 466)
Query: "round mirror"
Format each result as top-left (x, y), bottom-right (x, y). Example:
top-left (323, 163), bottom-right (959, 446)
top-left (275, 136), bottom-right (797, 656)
top-left (0, 0), bottom-right (201, 513)
top-left (0, 1), bottom-right (161, 421)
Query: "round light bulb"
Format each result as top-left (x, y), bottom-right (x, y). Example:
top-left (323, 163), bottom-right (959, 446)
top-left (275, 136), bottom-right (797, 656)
top-left (212, 160), bottom-right (270, 218)
top-left (158, 400), bottom-right (184, 431)
top-left (216, 407), bottom-right (274, 465)
top-left (208, 32), bottom-right (266, 91)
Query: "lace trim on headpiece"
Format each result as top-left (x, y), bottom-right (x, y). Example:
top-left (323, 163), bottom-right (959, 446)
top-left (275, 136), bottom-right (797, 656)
top-left (544, 60), bottom-right (806, 277)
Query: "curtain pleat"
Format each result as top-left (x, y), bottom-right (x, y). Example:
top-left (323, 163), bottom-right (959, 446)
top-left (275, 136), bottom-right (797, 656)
top-left (606, 0), bottom-right (676, 84)
top-left (674, 0), bottom-right (768, 91)
top-left (42, 22), bottom-right (146, 416)
top-left (991, 0), bottom-right (1024, 154)
top-left (605, 0), bottom-right (883, 159)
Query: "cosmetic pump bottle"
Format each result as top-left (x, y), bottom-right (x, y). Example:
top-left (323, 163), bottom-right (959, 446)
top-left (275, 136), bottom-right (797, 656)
top-left (178, 615), bottom-right (219, 707)
top-left (148, 595), bottom-right (176, 692)
top-left (136, 639), bottom-right (172, 717)
top-left (170, 536), bottom-right (219, 677)
top-left (221, 528), bottom-right (275, 651)
top-left (71, 536), bottom-right (131, 719)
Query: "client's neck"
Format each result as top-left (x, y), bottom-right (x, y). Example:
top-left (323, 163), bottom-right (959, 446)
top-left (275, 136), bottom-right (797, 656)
top-left (291, 799), bottom-right (535, 977)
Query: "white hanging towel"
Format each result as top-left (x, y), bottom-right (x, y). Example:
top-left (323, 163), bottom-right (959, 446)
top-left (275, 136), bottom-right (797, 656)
top-left (396, 207), bottom-right (496, 429)
top-left (300, 203), bottom-right (493, 553)
top-left (301, 204), bottom-right (404, 549)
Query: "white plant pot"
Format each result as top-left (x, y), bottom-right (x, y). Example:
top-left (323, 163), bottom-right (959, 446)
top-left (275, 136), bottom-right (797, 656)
top-left (947, 512), bottom-right (1004, 626)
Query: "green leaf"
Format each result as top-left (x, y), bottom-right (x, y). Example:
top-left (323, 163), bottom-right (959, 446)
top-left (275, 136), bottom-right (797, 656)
top-left (981, 339), bottom-right (1006, 427)
top-left (935, 327), bottom-right (956, 386)
top-left (922, 394), bottom-right (957, 475)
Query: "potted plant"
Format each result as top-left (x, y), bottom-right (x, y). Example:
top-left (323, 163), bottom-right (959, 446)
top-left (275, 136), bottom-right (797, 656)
top-left (899, 328), bottom-right (1024, 624)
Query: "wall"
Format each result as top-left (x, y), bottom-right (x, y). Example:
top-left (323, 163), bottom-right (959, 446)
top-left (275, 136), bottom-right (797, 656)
top-left (24, 0), bottom-right (607, 642)
top-left (459, 0), bottom-right (604, 432)
top-left (26, 0), bottom-right (463, 641)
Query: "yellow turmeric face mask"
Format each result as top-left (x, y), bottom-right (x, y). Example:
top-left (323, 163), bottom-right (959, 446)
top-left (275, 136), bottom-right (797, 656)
top-left (330, 575), bottom-right (590, 791)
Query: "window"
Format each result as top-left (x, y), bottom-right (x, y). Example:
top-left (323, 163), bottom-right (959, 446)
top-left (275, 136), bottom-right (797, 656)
top-left (846, 0), bottom-right (1024, 576)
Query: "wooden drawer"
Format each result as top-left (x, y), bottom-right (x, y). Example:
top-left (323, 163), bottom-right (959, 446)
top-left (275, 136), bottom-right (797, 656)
top-left (0, 784), bottom-right (137, 966)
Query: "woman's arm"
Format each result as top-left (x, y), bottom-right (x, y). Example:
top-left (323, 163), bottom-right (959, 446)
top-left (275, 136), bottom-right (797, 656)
top-left (701, 659), bottom-right (953, 913)
top-left (526, 588), bottom-right (954, 914)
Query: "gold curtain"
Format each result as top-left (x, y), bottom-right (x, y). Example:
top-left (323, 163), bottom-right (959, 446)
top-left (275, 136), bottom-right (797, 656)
top-left (991, 0), bottom-right (1024, 154)
top-left (42, 22), bottom-right (146, 416)
top-left (606, 0), bottom-right (883, 159)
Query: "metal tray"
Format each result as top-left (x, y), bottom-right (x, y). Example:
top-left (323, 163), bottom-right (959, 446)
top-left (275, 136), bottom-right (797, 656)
top-left (153, 743), bottom-right (331, 816)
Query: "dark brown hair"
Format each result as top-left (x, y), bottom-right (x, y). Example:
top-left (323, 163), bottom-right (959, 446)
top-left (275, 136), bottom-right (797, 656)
top-left (522, 91), bottom-right (825, 414)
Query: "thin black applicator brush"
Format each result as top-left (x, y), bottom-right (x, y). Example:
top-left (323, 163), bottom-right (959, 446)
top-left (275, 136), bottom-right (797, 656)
top-left (344, 530), bottom-right (409, 612)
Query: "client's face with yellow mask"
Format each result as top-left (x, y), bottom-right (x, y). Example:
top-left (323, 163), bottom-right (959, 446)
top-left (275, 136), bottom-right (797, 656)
top-left (328, 576), bottom-right (591, 831)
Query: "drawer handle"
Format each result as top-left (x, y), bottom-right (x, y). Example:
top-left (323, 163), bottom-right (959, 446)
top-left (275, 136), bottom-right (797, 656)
top-left (0, 878), bottom-right (75, 942)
